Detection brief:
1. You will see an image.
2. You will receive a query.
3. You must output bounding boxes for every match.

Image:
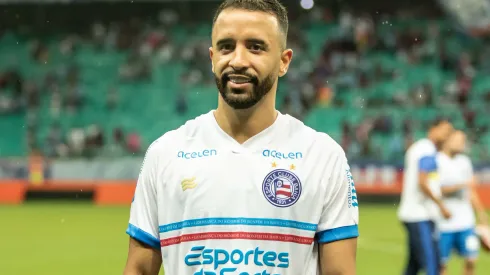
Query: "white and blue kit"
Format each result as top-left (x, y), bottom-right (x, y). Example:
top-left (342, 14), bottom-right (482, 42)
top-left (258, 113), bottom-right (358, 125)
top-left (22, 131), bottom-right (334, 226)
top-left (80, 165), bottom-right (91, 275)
top-left (126, 110), bottom-right (359, 275)
top-left (436, 152), bottom-right (480, 263)
top-left (398, 138), bottom-right (441, 275)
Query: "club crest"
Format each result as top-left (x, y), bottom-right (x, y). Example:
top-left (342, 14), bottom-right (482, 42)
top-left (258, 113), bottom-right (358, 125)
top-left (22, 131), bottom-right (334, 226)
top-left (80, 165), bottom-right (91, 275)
top-left (262, 169), bottom-right (302, 208)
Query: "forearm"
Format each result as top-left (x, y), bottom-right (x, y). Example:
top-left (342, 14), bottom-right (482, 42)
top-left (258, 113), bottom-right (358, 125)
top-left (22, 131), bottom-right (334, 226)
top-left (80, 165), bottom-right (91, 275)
top-left (441, 184), bottom-right (466, 196)
top-left (123, 262), bottom-right (160, 275)
top-left (124, 238), bottom-right (162, 275)
top-left (320, 238), bottom-right (357, 275)
top-left (322, 269), bottom-right (355, 275)
top-left (123, 267), bottom-right (153, 275)
top-left (419, 181), bottom-right (442, 205)
top-left (471, 188), bottom-right (486, 214)
top-left (123, 264), bottom-right (160, 275)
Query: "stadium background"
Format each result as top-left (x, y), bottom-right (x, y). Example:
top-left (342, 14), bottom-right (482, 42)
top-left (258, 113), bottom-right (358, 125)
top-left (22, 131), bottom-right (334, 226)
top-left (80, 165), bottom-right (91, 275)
top-left (0, 0), bottom-right (490, 274)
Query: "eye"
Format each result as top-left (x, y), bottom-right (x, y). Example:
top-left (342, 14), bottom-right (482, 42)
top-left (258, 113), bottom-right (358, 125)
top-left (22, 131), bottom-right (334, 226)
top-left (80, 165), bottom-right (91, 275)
top-left (219, 44), bottom-right (234, 53)
top-left (250, 44), bottom-right (264, 52)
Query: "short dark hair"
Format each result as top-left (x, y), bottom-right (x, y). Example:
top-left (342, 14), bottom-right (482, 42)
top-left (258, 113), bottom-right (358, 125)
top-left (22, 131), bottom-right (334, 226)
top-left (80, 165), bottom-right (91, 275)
top-left (429, 117), bottom-right (450, 129)
top-left (212, 0), bottom-right (289, 47)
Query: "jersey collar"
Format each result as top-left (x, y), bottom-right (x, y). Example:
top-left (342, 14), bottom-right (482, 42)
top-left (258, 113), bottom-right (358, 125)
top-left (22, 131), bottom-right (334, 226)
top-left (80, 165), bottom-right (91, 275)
top-left (207, 109), bottom-right (286, 153)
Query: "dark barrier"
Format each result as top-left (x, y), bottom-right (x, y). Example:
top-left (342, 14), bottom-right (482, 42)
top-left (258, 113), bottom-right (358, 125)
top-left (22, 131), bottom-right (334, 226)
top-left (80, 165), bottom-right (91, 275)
top-left (1, 179), bottom-right (490, 208)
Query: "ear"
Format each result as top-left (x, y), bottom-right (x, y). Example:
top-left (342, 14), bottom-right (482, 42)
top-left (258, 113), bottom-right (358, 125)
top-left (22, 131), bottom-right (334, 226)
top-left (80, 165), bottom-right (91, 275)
top-left (279, 49), bottom-right (293, 77)
top-left (209, 47), bottom-right (214, 73)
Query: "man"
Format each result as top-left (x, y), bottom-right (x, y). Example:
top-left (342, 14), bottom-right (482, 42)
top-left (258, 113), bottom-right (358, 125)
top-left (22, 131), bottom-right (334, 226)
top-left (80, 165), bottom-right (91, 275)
top-left (437, 130), bottom-right (488, 275)
top-left (123, 1), bottom-right (359, 275)
top-left (397, 118), bottom-right (453, 275)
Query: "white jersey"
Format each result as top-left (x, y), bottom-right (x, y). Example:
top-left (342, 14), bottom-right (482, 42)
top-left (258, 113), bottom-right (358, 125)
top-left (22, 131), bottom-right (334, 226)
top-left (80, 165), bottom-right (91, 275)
top-left (398, 138), bottom-right (441, 222)
top-left (126, 110), bottom-right (359, 275)
top-left (437, 153), bottom-right (475, 232)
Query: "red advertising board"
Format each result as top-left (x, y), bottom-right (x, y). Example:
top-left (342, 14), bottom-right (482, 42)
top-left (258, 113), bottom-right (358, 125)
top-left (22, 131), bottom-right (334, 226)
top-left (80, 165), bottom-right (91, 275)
top-left (0, 177), bottom-right (489, 207)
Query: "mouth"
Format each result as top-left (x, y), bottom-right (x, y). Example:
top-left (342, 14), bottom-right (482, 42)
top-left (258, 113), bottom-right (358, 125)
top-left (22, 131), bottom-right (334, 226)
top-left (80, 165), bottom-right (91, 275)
top-left (227, 81), bottom-right (252, 90)
top-left (227, 74), bottom-right (253, 85)
top-left (222, 74), bottom-right (254, 90)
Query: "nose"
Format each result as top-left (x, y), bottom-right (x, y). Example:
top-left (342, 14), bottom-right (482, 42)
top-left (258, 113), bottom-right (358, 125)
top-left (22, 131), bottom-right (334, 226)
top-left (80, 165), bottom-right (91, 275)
top-left (228, 45), bottom-right (250, 70)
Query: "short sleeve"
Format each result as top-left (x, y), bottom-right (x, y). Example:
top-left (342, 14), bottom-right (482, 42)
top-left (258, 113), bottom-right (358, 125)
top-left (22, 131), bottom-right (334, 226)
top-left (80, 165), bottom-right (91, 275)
top-left (316, 150), bottom-right (359, 244)
top-left (125, 143), bottom-right (160, 249)
top-left (419, 155), bottom-right (437, 173)
top-left (466, 157), bottom-right (474, 177)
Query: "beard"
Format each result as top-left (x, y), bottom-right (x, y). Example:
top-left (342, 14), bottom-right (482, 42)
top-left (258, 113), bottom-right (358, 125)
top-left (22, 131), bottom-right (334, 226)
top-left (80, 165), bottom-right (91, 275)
top-left (214, 70), bottom-right (276, 110)
top-left (450, 147), bottom-right (464, 155)
top-left (435, 138), bottom-right (449, 151)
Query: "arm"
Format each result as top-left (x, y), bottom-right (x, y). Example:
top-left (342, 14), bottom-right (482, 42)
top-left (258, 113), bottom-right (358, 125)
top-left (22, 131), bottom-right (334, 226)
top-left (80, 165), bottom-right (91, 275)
top-left (469, 176), bottom-right (488, 225)
top-left (319, 238), bottom-right (357, 275)
top-left (123, 143), bottom-right (162, 275)
top-left (418, 156), bottom-right (443, 207)
top-left (123, 238), bottom-right (162, 275)
top-left (418, 155), bottom-right (451, 219)
top-left (317, 149), bottom-right (359, 275)
top-left (440, 157), bottom-right (473, 197)
top-left (441, 183), bottom-right (468, 196)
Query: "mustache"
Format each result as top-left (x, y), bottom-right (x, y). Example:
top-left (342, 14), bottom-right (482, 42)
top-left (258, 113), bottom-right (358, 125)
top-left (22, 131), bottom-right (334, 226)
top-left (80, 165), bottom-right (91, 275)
top-left (221, 71), bottom-right (258, 84)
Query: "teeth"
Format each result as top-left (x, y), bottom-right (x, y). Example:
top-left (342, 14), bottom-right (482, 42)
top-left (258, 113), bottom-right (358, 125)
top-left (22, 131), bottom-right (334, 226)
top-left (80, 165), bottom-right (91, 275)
top-left (229, 75), bottom-right (251, 84)
top-left (230, 79), bottom-right (250, 84)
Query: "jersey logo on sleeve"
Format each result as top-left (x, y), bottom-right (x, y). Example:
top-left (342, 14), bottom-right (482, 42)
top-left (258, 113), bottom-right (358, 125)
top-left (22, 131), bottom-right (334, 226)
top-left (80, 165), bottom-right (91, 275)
top-left (428, 172), bottom-right (439, 180)
top-left (346, 169), bottom-right (358, 208)
top-left (262, 169), bottom-right (302, 208)
top-left (181, 177), bottom-right (198, 191)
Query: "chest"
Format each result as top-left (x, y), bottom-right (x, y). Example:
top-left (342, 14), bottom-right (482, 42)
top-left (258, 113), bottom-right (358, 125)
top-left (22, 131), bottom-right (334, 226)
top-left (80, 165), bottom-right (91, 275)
top-left (160, 149), bottom-right (325, 219)
top-left (439, 159), bottom-right (470, 185)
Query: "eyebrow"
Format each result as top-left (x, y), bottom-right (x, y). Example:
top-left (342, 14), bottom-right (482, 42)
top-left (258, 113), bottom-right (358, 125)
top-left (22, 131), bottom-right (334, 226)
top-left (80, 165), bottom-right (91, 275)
top-left (247, 39), bottom-right (268, 49)
top-left (247, 38), bottom-right (266, 45)
top-left (216, 38), bottom-right (269, 49)
top-left (216, 38), bottom-right (234, 48)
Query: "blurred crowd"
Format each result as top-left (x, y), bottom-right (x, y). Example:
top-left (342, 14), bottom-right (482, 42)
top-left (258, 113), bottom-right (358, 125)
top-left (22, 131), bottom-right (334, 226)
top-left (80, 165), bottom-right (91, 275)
top-left (1, 4), bottom-right (489, 161)
top-left (281, 9), bottom-right (490, 161)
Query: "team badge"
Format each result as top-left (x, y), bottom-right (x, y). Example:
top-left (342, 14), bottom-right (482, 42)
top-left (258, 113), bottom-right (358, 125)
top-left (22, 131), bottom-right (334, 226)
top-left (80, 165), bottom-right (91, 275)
top-left (262, 169), bottom-right (302, 208)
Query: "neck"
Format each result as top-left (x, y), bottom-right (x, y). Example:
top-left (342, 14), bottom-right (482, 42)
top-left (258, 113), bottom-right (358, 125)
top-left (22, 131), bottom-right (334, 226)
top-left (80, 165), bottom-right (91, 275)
top-left (442, 148), bottom-right (455, 158)
top-left (427, 134), bottom-right (438, 148)
top-left (214, 92), bottom-right (277, 144)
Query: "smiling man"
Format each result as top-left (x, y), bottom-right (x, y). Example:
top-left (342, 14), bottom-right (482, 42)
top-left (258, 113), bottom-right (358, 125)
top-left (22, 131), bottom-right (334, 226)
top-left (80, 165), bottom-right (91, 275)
top-left (123, 1), bottom-right (358, 275)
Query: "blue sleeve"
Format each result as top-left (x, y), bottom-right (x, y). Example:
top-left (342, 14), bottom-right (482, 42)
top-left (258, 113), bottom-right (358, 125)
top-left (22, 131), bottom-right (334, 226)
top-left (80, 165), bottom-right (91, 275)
top-left (126, 224), bottom-right (161, 249)
top-left (316, 225), bottom-right (359, 244)
top-left (418, 155), bottom-right (437, 173)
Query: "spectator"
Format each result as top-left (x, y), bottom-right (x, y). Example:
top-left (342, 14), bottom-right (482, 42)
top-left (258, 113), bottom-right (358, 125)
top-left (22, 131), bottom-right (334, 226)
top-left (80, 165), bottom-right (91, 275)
top-left (25, 81), bottom-right (40, 111)
top-left (105, 127), bottom-right (127, 157)
top-left (119, 52), bottom-right (151, 82)
top-left (341, 120), bottom-right (352, 152)
top-left (50, 85), bottom-right (62, 118)
top-left (92, 22), bottom-right (107, 50)
top-left (175, 90), bottom-right (188, 115)
top-left (127, 132), bottom-right (141, 155)
top-left (44, 124), bottom-right (66, 158)
top-left (26, 126), bottom-right (38, 153)
top-left (0, 4), bottom-right (489, 164)
top-left (30, 40), bottom-right (49, 63)
top-left (456, 72), bottom-right (472, 107)
top-left (59, 35), bottom-right (79, 56)
top-left (280, 95), bottom-right (295, 118)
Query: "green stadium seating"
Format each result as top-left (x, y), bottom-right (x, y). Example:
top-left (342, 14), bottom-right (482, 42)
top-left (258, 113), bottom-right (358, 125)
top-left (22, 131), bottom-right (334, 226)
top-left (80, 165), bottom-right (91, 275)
top-left (1, 19), bottom-right (489, 159)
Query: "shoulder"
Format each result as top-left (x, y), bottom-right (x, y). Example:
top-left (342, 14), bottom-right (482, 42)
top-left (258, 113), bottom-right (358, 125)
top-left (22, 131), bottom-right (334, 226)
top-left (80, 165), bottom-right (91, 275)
top-left (407, 139), bottom-right (435, 160)
top-left (455, 154), bottom-right (472, 166)
top-left (145, 112), bottom-right (212, 161)
top-left (414, 139), bottom-right (435, 153)
top-left (284, 115), bottom-right (346, 164)
top-left (436, 152), bottom-right (448, 162)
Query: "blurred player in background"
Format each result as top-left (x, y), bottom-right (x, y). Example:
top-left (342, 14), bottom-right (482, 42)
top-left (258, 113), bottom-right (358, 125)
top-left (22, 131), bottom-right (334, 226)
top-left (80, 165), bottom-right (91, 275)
top-left (397, 118), bottom-right (453, 275)
top-left (123, 1), bottom-right (359, 275)
top-left (437, 130), bottom-right (488, 275)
